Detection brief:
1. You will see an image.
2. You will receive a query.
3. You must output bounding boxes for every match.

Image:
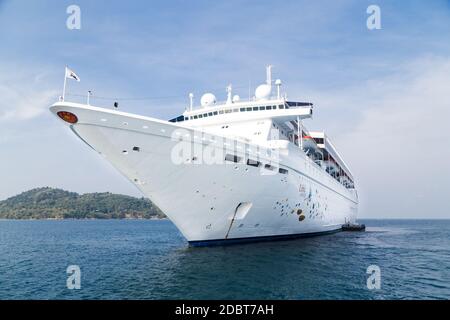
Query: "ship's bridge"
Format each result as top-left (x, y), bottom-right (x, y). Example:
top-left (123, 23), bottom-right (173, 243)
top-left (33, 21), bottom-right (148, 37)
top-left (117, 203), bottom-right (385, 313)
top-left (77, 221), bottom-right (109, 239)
top-left (169, 99), bottom-right (313, 124)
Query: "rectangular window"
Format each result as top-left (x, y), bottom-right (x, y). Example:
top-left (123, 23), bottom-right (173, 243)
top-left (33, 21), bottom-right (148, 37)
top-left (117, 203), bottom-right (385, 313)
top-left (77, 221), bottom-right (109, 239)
top-left (208, 112), bottom-right (213, 116)
top-left (279, 168), bottom-right (288, 174)
top-left (264, 164), bottom-right (275, 170)
top-left (259, 106), bottom-right (265, 110)
top-left (253, 107), bottom-right (258, 111)
top-left (246, 107), bottom-right (252, 111)
top-left (225, 109), bottom-right (231, 113)
top-left (272, 105), bottom-right (277, 109)
top-left (240, 108), bottom-right (246, 112)
top-left (266, 105), bottom-right (272, 110)
top-left (225, 154), bottom-right (242, 163)
top-left (194, 115), bottom-right (198, 119)
top-left (279, 105), bottom-right (284, 109)
top-left (203, 113), bottom-right (208, 117)
top-left (247, 159), bottom-right (261, 167)
top-left (219, 110), bottom-right (224, 114)
top-left (233, 108), bottom-right (238, 113)
top-left (213, 111), bottom-right (218, 115)
top-left (198, 114), bottom-right (203, 118)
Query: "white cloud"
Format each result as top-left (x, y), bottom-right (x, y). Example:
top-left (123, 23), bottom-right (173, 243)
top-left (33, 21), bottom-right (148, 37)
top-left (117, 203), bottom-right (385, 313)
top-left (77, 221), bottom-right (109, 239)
top-left (326, 55), bottom-right (450, 218)
top-left (0, 68), bottom-right (58, 123)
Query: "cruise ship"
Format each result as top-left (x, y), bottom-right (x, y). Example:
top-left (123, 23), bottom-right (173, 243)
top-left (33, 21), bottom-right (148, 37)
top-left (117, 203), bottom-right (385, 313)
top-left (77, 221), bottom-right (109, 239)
top-left (50, 66), bottom-right (358, 246)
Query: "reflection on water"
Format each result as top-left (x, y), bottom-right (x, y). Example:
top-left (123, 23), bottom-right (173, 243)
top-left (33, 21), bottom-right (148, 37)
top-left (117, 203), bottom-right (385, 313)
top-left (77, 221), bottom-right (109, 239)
top-left (0, 219), bottom-right (449, 299)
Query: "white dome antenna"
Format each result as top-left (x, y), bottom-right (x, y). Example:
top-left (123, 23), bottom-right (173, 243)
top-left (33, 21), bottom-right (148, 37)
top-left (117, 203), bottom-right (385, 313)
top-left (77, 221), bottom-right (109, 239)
top-left (275, 79), bottom-right (282, 99)
top-left (200, 93), bottom-right (216, 107)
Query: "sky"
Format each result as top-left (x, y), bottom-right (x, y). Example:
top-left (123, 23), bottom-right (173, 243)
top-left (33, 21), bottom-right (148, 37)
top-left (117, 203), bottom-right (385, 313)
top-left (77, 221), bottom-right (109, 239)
top-left (0, 0), bottom-right (449, 218)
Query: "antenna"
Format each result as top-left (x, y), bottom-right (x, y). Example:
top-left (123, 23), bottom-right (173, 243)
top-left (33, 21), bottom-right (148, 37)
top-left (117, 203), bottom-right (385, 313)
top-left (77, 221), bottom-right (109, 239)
top-left (189, 93), bottom-right (194, 111)
top-left (87, 90), bottom-right (93, 105)
top-left (266, 65), bottom-right (272, 86)
top-left (226, 84), bottom-right (232, 104)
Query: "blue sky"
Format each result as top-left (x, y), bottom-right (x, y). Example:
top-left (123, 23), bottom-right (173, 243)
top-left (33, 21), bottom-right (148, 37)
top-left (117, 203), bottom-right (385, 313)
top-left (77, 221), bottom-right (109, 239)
top-left (1, 0), bottom-right (450, 218)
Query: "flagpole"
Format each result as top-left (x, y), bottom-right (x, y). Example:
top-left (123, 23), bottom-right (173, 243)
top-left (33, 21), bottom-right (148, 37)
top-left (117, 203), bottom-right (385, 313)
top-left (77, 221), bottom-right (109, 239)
top-left (62, 67), bottom-right (67, 101)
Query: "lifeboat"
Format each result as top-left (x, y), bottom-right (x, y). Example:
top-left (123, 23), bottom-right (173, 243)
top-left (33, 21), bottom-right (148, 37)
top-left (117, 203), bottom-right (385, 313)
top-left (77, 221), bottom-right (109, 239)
top-left (324, 160), bottom-right (339, 173)
top-left (302, 135), bottom-right (317, 154)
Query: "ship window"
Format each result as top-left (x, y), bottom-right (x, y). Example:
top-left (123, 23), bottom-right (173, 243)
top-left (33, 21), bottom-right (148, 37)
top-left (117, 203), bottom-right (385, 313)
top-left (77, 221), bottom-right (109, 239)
top-left (185, 117), bottom-right (189, 121)
top-left (266, 106), bottom-right (272, 110)
top-left (279, 105), bottom-right (284, 109)
top-left (225, 109), bottom-right (232, 113)
top-left (264, 164), bottom-right (275, 171)
top-left (246, 107), bottom-right (252, 111)
top-left (198, 114), bottom-right (203, 118)
top-left (225, 154), bottom-right (242, 163)
top-left (194, 115), bottom-right (198, 119)
top-left (208, 112), bottom-right (213, 116)
top-left (219, 110), bottom-right (224, 114)
top-left (240, 108), bottom-right (246, 112)
top-left (247, 159), bottom-right (261, 167)
top-left (279, 168), bottom-right (288, 174)
top-left (133, 146), bottom-right (140, 152)
top-left (253, 107), bottom-right (258, 111)
top-left (314, 138), bottom-right (324, 144)
top-left (259, 106), bottom-right (265, 110)
top-left (272, 105), bottom-right (277, 109)
top-left (213, 111), bottom-right (218, 115)
top-left (233, 108), bottom-right (238, 112)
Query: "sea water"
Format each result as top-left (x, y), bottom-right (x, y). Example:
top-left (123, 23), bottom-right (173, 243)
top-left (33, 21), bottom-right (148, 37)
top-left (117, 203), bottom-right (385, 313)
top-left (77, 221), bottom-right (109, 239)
top-left (0, 219), bottom-right (449, 299)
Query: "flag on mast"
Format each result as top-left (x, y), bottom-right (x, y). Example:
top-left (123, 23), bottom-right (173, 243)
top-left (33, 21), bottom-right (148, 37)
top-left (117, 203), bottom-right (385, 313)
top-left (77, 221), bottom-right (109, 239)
top-left (65, 67), bottom-right (81, 82)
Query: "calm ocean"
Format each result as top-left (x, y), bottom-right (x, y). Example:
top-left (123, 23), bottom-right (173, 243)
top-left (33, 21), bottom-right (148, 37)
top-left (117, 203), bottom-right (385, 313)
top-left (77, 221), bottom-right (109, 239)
top-left (0, 219), bottom-right (449, 300)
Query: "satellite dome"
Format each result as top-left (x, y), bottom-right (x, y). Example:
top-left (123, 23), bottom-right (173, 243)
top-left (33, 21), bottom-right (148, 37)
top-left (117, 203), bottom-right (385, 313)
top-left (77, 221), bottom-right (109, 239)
top-left (232, 95), bottom-right (240, 103)
top-left (200, 93), bottom-right (216, 107)
top-left (255, 84), bottom-right (272, 100)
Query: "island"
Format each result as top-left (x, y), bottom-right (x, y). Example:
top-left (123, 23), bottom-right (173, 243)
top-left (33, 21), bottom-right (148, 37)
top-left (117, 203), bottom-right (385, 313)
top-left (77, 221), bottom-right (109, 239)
top-left (0, 187), bottom-right (165, 219)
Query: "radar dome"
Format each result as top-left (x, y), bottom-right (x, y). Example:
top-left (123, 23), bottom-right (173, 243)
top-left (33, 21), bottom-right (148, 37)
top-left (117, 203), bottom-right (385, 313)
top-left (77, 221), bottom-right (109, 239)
top-left (232, 95), bottom-right (240, 103)
top-left (255, 84), bottom-right (272, 100)
top-left (200, 93), bottom-right (217, 107)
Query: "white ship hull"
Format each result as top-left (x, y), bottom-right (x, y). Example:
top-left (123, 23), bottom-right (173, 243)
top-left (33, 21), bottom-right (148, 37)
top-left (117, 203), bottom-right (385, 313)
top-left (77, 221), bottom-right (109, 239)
top-left (50, 102), bottom-right (358, 245)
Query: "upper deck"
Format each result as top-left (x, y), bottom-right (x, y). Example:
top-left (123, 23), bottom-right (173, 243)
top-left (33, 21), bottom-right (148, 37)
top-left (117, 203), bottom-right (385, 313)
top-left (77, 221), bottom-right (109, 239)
top-left (167, 65), bottom-right (355, 189)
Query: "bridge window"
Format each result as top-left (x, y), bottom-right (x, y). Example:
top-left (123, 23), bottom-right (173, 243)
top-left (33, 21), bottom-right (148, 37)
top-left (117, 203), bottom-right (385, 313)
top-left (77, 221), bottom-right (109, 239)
top-left (279, 168), bottom-right (288, 174)
top-left (266, 106), bottom-right (272, 110)
top-left (246, 107), bottom-right (252, 111)
top-left (259, 106), bottom-right (265, 110)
